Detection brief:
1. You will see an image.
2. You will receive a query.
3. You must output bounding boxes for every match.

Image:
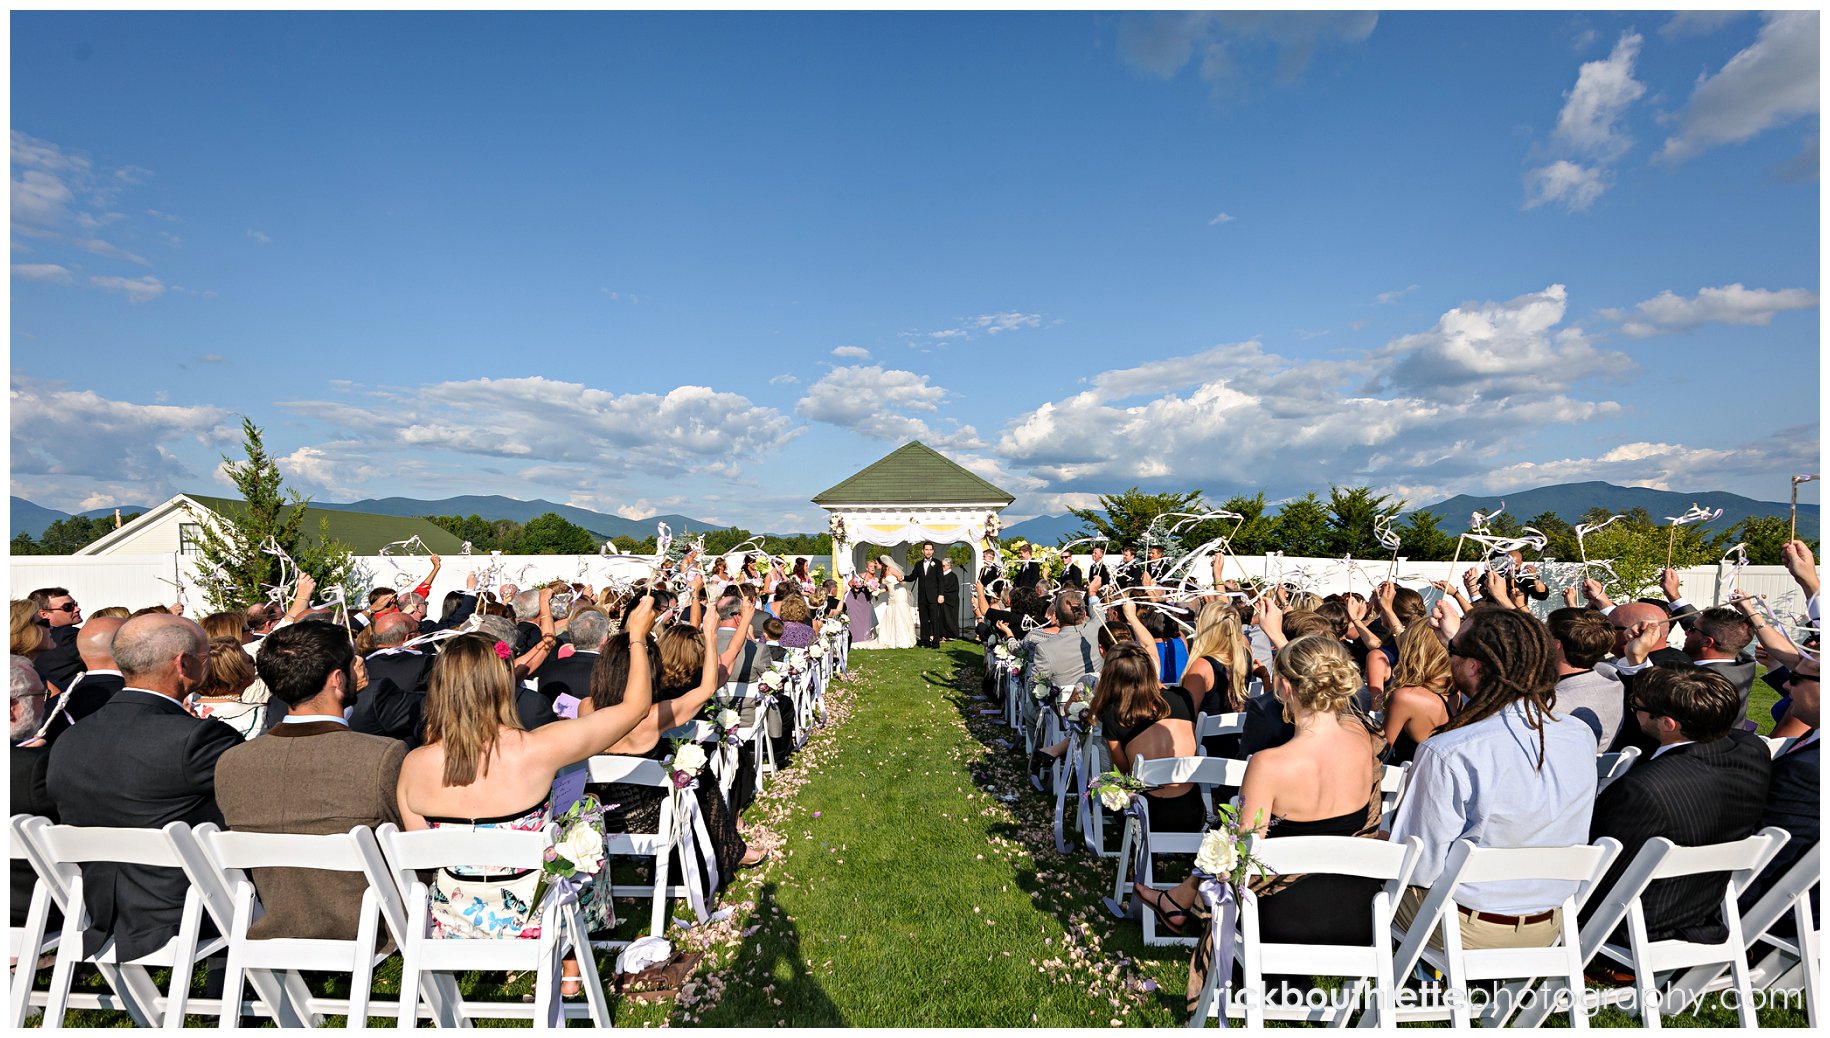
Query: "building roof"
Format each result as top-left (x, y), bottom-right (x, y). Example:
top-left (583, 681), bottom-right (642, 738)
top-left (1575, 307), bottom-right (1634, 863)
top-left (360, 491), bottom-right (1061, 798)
top-left (179, 494), bottom-right (466, 555)
top-left (811, 441), bottom-right (1014, 506)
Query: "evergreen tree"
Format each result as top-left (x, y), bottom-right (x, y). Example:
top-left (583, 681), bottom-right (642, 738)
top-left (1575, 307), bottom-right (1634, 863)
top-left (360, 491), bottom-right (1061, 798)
top-left (1269, 493), bottom-right (1331, 557)
top-left (1065, 487), bottom-right (1204, 550)
top-left (1395, 510), bottom-right (1456, 561)
top-left (1324, 485), bottom-right (1400, 557)
top-left (189, 418), bottom-right (355, 612)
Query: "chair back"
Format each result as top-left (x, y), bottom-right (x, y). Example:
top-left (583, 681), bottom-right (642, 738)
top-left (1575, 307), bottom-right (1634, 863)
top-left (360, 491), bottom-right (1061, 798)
top-left (1194, 711), bottom-right (1244, 740)
top-left (1762, 736), bottom-right (1797, 759)
top-left (1643, 827), bottom-right (1788, 885)
top-left (1247, 833), bottom-right (1420, 884)
top-left (1448, 838), bottom-right (1619, 886)
top-left (584, 754), bottom-right (672, 787)
top-left (377, 823), bottom-right (552, 879)
top-left (1131, 753), bottom-right (1248, 789)
top-left (1597, 745), bottom-right (1642, 790)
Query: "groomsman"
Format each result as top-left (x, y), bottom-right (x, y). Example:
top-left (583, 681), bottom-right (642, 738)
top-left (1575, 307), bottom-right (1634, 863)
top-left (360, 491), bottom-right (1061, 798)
top-left (978, 547), bottom-right (1005, 594)
top-left (1145, 544), bottom-right (1170, 583)
top-left (1085, 545), bottom-right (1114, 588)
top-left (1013, 544), bottom-right (1043, 591)
top-left (1116, 545), bottom-right (1143, 589)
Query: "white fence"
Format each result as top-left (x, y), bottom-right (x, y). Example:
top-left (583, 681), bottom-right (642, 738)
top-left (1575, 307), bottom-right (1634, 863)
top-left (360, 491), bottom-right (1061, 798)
top-left (6, 553), bottom-right (835, 616)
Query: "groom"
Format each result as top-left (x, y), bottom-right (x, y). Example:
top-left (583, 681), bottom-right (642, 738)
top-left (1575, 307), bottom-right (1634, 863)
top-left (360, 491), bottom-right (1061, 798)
top-left (913, 542), bottom-right (945, 648)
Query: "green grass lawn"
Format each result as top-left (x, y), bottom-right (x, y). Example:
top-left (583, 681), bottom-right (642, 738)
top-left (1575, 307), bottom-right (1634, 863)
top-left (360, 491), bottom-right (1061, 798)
top-left (22, 645), bottom-right (1811, 1027)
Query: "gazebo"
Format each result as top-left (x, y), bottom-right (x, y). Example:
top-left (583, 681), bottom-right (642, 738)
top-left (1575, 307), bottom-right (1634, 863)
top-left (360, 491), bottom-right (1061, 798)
top-left (812, 441), bottom-right (1014, 579)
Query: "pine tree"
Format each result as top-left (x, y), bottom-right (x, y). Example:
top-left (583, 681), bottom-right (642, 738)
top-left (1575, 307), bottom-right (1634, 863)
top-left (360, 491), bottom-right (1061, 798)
top-left (188, 418), bottom-right (355, 612)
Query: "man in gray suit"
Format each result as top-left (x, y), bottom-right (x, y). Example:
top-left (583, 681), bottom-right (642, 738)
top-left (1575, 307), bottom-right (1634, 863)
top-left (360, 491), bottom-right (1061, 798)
top-left (214, 621), bottom-right (405, 941)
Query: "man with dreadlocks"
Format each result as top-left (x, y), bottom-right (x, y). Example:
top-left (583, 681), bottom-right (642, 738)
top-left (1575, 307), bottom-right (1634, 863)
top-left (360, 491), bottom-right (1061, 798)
top-left (1388, 607), bottom-right (1600, 949)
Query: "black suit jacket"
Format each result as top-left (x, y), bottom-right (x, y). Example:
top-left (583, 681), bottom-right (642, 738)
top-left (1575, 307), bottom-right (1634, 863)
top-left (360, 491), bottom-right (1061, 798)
top-left (1014, 561), bottom-right (1042, 591)
top-left (531, 650), bottom-right (599, 703)
top-left (913, 558), bottom-right (944, 603)
top-left (1585, 729), bottom-right (1773, 943)
top-left (939, 571), bottom-right (960, 601)
top-left (1086, 561), bottom-right (1113, 588)
top-left (45, 691), bottom-right (243, 959)
top-left (418, 592), bottom-right (478, 635)
top-left (11, 745), bottom-right (59, 928)
top-left (1741, 733), bottom-right (1819, 917)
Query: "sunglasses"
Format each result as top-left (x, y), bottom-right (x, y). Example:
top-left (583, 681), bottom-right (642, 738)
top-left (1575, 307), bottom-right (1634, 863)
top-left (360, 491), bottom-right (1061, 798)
top-left (47, 603), bottom-right (78, 613)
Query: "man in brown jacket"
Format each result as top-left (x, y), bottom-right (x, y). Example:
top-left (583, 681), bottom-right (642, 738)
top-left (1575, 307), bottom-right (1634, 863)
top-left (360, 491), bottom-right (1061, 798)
top-left (214, 620), bottom-right (404, 941)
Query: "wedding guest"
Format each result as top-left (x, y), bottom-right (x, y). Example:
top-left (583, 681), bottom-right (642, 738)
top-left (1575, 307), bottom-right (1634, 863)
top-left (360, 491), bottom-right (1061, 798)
top-left (187, 638), bottom-right (267, 740)
top-left (1387, 608), bottom-right (1598, 950)
top-left (46, 613), bottom-right (243, 961)
top-left (1181, 598), bottom-right (1252, 758)
top-left (11, 657), bottom-right (59, 931)
top-left (29, 588), bottom-right (85, 692)
top-left (1013, 543), bottom-right (1043, 591)
top-left (395, 597), bottom-right (657, 986)
top-left (1582, 666), bottom-right (1770, 947)
top-left (1086, 603), bottom-right (1201, 833)
top-left (214, 621), bottom-right (406, 941)
top-left (1740, 655), bottom-right (1818, 924)
top-left (1380, 624), bottom-right (1457, 766)
top-left (1547, 606), bottom-right (1626, 748)
top-left (777, 596), bottom-right (817, 648)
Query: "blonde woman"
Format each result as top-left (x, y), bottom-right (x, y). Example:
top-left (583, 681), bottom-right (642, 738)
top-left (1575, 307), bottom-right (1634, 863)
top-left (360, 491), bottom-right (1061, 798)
top-left (1380, 624), bottom-right (1457, 765)
top-left (1138, 635), bottom-right (1384, 953)
top-left (10, 600), bottom-right (48, 659)
top-left (1180, 600), bottom-right (1253, 756)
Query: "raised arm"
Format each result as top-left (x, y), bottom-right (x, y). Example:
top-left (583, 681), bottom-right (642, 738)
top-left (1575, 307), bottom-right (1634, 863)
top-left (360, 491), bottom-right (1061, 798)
top-left (529, 596), bottom-right (657, 765)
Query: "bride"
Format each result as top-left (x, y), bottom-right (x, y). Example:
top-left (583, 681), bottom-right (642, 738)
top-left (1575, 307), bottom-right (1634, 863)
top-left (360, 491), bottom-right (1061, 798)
top-left (861, 554), bottom-right (918, 649)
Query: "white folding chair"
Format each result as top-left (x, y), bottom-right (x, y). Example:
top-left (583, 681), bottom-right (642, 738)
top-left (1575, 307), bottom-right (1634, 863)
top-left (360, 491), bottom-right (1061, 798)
top-left (1191, 835), bottom-right (1423, 1027)
top-left (1506, 827), bottom-right (1788, 1029)
top-left (1377, 762), bottom-right (1410, 831)
top-left (377, 822), bottom-right (610, 1027)
top-left (9, 815), bottom-right (60, 1026)
top-left (1193, 711), bottom-right (1245, 756)
top-left (1113, 755), bottom-right (1250, 947)
top-left (1667, 841), bottom-right (1821, 1027)
top-left (192, 824), bottom-right (393, 1028)
top-left (725, 679), bottom-right (781, 788)
top-left (1383, 837), bottom-right (1623, 1028)
top-left (585, 754), bottom-right (687, 942)
top-left (1596, 745), bottom-right (1643, 792)
top-left (26, 818), bottom-right (297, 1028)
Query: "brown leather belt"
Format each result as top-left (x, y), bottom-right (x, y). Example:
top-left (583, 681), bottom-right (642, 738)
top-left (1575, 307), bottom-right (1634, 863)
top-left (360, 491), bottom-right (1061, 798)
top-left (1460, 905), bottom-right (1556, 926)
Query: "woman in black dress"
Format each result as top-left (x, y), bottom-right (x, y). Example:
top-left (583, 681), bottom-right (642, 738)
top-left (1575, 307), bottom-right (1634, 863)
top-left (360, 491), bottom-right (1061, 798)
top-left (1087, 627), bottom-right (1203, 836)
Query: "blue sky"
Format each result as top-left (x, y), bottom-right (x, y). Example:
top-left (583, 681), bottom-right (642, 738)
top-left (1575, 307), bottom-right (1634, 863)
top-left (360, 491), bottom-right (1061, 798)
top-left (10, 10), bottom-right (1821, 531)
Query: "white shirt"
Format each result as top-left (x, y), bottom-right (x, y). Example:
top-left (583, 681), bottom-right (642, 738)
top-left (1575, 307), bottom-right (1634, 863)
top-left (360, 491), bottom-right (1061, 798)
top-left (1650, 739), bottom-right (1694, 759)
top-left (281, 713), bottom-right (349, 727)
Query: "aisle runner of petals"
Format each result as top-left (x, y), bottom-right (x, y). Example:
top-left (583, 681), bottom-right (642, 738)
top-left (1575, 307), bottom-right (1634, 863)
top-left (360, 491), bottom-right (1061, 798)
top-left (666, 667), bottom-right (858, 1023)
top-left (945, 653), bottom-right (1168, 1026)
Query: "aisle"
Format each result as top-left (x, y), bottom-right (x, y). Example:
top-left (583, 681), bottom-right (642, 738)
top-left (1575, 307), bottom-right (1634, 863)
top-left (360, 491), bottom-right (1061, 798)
top-left (681, 644), bottom-right (1186, 1027)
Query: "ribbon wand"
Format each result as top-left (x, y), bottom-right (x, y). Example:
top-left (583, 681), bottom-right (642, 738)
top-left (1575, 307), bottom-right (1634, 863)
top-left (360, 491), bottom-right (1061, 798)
top-left (1573, 514), bottom-right (1626, 584)
top-left (1663, 503), bottom-right (1724, 570)
top-left (1793, 475), bottom-right (1819, 543)
top-left (1373, 514), bottom-right (1402, 583)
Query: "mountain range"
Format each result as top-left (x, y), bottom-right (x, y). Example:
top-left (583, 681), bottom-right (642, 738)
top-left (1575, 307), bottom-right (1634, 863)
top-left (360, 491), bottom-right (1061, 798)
top-left (12, 480), bottom-right (1817, 544)
top-left (1000, 481), bottom-right (1818, 544)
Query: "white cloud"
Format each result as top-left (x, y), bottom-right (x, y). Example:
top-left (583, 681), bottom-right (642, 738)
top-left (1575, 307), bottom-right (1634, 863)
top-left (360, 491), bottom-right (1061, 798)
top-left (1375, 284), bottom-right (1419, 305)
top-left (12, 263), bottom-right (73, 284)
top-left (9, 376), bottom-right (235, 500)
top-left (1523, 160), bottom-right (1608, 212)
top-left (246, 228), bottom-right (271, 245)
top-left (73, 238), bottom-right (148, 265)
top-left (1208, 212), bottom-right (1236, 225)
top-left (1479, 425), bottom-right (1819, 495)
top-left (831, 345), bottom-right (872, 359)
top-left (796, 365), bottom-right (947, 442)
top-left (276, 444), bottom-right (381, 499)
top-left (1603, 283), bottom-right (1820, 337)
top-left (1658, 11), bottom-right (1820, 163)
top-left (973, 312), bottom-right (1041, 335)
top-left (1660, 11), bottom-right (1748, 40)
top-left (1552, 32), bottom-right (1645, 161)
top-left (768, 373), bottom-right (800, 385)
top-left (88, 274), bottom-right (165, 302)
top-left (280, 376), bottom-right (797, 485)
top-left (1117, 12), bottom-right (1378, 92)
top-left (1371, 284), bottom-right (1629, 397)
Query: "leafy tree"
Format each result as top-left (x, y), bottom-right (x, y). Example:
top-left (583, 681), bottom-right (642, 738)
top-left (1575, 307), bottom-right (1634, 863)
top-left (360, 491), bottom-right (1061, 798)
top-left (491, 519), bottom-right (525, 551)
top-left (1527, 511), bottom-right (1579, 563)
top-left (189, 418), bottom-right (356, 613)
top-left (1066, 487), bottom-right (1204, 550)
top-left (1395, 510), bottom-right (1457, 562)
top-left (1714, 514), bottom-right (1816, 565)
top-left (1268, 493), bottom-right (1331, 557)
top-left (9, 513), bottom-right (142, 555)
top-left (517, 512), bottom-right (597, 555)
top-left (1324, 485), bottom-right (1400, 557)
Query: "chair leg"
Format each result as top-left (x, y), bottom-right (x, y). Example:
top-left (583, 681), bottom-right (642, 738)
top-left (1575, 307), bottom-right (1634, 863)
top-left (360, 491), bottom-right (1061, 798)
top-left (9, 887), bottom-right (51, 1027)
top-left (41, 933), bottom-right (79, 1028)
top-left (567, 907), bottom-right (611, 1026)
top-left (214, 954), bottom-right (246, 1030)
top-left (395, 938), bottom-right (421, 1028)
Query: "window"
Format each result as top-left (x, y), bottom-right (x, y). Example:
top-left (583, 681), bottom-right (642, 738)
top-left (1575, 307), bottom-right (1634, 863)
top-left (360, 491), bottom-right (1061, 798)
top-left (179, 523), bottom-right (203, 556)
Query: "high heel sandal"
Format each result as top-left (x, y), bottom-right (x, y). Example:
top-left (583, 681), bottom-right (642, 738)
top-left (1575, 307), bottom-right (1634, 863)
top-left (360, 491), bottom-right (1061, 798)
top-left (1133, 882), bottom-right (1193, 937)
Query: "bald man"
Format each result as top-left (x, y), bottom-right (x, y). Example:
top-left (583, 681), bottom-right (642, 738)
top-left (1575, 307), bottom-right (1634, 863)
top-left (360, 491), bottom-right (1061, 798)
top-left (1604, 600), bottom-right (1699, 754)
top-left (47, 613), bottom-right (242, 961)
top-left (31, 616), bottom-right (127, 744)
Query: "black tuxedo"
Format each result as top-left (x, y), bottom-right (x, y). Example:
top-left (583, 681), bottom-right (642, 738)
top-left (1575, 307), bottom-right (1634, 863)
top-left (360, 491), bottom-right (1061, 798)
top-left (913, 557), bottom-right (945, 648)
top-left (1585, 729), bottom-right (1773, 943)
top-left (34, 625), bottom-right (84, 692)
top-left (1014, 561), bottom-right (1042, 591)
top-left (11, 745), bottom-right (59, 928)
top-left (1741, 733), bottom-right (1819, 919)
top-left (37, 670), bottom-right (126, 745)
top-left (1085, 561), bottom-right (1114, 589)
top-left (1115, 558), bottom-right (1143, 589)
top-left (348, 648), bottom-right (435, 742)
top-left (978, 565), bottom-right (1004, 592)
top-left (46, 690), bottom-right (243, 960)
top-left (938, 571), bottom-right (961, 640)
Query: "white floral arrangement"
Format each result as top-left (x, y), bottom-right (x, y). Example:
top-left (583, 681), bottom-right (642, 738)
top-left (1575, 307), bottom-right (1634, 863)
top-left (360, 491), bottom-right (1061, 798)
top-left (1065, 699), bottom-right (1091, 723)
top-left (821, 617), bottom-right (845, 636)
top-left (1194, 804), bottom-right (1270, 892)
top-left (758, 667), bottom-right (785, 693)
top-left (808, 640), bottom-right (828, 659)
top-left (668, 740), bottom-right (709, 788)
top-left (1088, 768), bottom-right (1146, 813)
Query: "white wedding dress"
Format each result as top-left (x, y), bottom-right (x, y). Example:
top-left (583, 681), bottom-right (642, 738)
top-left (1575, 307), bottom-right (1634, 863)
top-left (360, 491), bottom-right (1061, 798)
top-left (863, 576), bottom-right (919, 649)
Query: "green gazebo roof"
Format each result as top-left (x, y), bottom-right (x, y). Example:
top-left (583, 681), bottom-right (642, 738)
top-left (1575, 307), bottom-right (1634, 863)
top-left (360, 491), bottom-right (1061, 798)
top-left (185, 494), bottom-right (465, 556)
top-left (811, 441), bottom-right (1014, 506)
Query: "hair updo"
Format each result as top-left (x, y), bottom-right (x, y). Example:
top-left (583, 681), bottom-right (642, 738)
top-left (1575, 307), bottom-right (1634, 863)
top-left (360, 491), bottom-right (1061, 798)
top-left (1272, 634), bottom-right (1363, 716)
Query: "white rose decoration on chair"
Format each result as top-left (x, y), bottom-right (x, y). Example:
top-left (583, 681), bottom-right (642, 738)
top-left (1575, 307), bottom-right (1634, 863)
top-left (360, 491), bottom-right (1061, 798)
top-left (553, 823), bottom-right (605, 876)
top-left (1099, 786), bottom-right (1132, 813)
top-left (671, 742), bottom-right (708, 779)
top-left (716, 708), bottom-right (741, 731)
top-left (1195, 828), bottom-right (1240, 878)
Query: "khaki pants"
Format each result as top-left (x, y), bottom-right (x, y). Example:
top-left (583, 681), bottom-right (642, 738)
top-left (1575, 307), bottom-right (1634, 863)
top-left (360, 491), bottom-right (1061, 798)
top-left (1396, 885), bottom-right (1563, 951)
